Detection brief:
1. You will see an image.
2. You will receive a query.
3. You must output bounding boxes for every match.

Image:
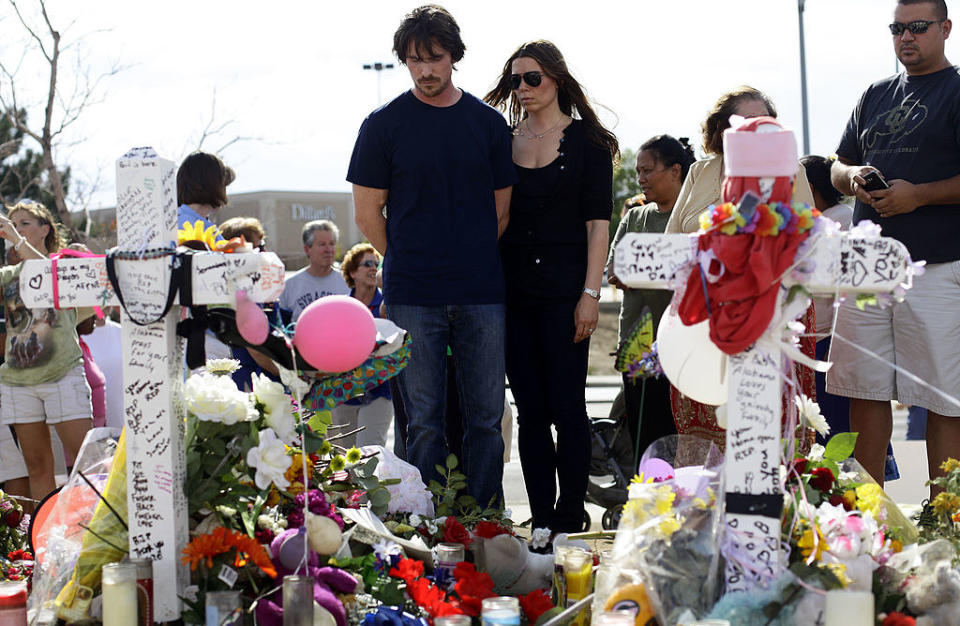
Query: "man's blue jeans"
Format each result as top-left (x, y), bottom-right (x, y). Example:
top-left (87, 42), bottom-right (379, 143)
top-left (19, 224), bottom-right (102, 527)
top-left (386, 303), bottom-right (506, 507)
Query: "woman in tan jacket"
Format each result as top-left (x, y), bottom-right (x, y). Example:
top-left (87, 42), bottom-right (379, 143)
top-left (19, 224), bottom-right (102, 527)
top-left (664, 86), bottom-right (817, 447)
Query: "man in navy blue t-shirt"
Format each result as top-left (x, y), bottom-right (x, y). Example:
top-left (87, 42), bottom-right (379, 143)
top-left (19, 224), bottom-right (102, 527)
top-left (828, 0), bottom-right (960, 494)
top-left (346, 5), bottom-right (517, 507)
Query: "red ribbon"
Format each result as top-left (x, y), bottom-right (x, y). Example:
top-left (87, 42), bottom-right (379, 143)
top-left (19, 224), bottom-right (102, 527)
top-left (677, 230), bottom-right (808, 355)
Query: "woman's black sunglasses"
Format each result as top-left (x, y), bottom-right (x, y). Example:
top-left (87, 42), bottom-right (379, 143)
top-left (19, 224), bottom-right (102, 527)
top-left (889, 19), bottom-right (944, 36)
top-left (509, 72), bottom-right (543, 89)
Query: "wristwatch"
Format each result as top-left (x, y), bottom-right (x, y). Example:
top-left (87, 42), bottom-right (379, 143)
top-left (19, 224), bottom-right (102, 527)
top-left (583, 287), bottom-right (600, 301)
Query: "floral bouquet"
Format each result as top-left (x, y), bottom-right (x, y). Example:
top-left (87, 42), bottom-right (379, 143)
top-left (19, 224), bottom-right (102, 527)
top-left (0, 490), bottom-right (25, 559)
top-left (609, 435), bottom-right (724, 624)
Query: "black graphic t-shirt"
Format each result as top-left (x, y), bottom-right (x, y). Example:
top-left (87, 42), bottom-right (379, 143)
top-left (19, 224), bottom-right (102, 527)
top-left (837, 66), bottom-right (960, 263)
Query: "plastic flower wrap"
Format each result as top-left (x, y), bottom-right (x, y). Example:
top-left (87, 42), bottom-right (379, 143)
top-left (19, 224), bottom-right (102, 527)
top-left (609, 435), bottom-right (724, 624)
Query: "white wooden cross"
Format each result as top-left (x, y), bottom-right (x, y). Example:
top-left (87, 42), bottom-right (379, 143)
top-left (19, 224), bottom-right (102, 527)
top-left (18, 147), bottom-right (286, 622)
top-left (614, 228), bottom-right (911, 590)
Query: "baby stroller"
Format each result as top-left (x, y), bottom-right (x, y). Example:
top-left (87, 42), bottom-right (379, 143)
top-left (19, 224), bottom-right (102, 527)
top-left (585, 389), bottom-right (634, 529)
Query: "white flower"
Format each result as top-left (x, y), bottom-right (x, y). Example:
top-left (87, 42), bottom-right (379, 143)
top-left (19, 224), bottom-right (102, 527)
top-left (531, 527), bottom-right (551, 550)
top-left (205, 358), bottom-right (241, 375)
top-left (184, 373), bottom-right (257, 425)
top-left (795, 393), bottom-right (830, 436)
top-left (373, 539), bottom-right (402, 558)
top-left (246, 429), bottom-right (291, 490)
top-left (252, 374), bottom-right (297, 444)
top-left (408, 513), bottom-right (423, 528)
top-left (216, 505), bottom-right (237, 518)
top-left (808, 443), bottom-right (826, 462)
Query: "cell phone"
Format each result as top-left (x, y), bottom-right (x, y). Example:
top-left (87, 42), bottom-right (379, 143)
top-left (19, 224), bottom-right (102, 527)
top-left (861, 171), bottom-right (889, 192)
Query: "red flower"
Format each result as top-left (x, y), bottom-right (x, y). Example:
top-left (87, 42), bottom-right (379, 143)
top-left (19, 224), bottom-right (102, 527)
top-left (790, 458), bottom-right (809, 477)
top-left (473, 521), bottom-right (512, 539)
top-left (389, 557), bottom-right (425, 583)
top-left (452, 562), bottom-right (495, 617)
top-left (443, 516), bottom-right (473, 547)
top-left (519, 588), bottom-right (554, 624)
top-left (4, 510), bottom-right (21, 528)
top-left (828, 494), bottom-right (844, 508)
top-left (882, 612), bottom-right (916, 626)
top-left (7, 550), bottom-right (31, 561)
top-left (809, 467), bottom-right (835, 492)
top-left (407, 578), bottom-right (455, 617)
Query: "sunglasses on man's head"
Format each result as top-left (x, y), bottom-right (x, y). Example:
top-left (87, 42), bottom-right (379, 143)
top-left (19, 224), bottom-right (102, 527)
top-left (509, 71), bottom-right (543, 89)
top-left (889, 19), bottom-right (944, 35)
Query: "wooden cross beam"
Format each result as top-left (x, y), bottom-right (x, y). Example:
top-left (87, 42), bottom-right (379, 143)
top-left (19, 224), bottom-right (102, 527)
top-left (614, 230), bottom-right (909, 590)
top-left (18, 147), bottom-right (285, 621)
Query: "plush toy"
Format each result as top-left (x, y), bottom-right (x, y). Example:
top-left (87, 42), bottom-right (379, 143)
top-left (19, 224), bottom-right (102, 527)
top-left (476, 533), bottom-right (588, 595)
top-left (255, 527), bottom-right (359, 626)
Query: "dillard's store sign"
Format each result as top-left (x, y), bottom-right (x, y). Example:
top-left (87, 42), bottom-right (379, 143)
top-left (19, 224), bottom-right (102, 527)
top-left (291, 203), bottom-right (336, 222)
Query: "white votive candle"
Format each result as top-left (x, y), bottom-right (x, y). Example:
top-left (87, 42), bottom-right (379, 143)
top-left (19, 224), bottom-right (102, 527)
top-left (101, 562), bottom-right (139, 626)
top-left (824, 590), bottom-right (874, 626)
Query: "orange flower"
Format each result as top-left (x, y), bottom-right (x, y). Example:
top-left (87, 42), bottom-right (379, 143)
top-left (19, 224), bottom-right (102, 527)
top-left (182, 527), bottom-right (231, 570)
top-left (181, 527), bottom-right (276, 578)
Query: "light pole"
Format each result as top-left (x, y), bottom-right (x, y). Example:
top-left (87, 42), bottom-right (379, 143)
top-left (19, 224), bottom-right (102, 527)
top-left (798, 0), bottom-right (811, 155)
top-left (362, 62), bottom-right (395, 106)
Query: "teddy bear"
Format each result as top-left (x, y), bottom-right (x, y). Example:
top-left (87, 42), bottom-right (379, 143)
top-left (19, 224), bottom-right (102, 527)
top-left (475, 533), bottom-right (588, 595)
top-left (254, 525), bottom-right (358, 626)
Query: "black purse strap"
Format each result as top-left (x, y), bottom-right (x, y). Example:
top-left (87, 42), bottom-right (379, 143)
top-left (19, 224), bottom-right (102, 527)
top-left (105, 249), bottom-right (180, 326)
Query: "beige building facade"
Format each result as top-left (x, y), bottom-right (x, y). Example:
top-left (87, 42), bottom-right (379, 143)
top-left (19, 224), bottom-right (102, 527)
top-left (219, 190), bottom-right (360, 270)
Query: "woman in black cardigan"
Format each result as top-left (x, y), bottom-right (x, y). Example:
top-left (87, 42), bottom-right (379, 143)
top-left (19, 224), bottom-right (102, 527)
top-left (485, 41), bottom-right (617, 533)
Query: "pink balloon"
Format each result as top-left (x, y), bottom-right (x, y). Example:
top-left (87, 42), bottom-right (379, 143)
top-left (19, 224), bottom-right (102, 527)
top-left (294, 295), bottom-right (377, 373)
top-left (236, 289), bottom-right (269, 345)
top-left (637, 458), bottom-right (674, 482)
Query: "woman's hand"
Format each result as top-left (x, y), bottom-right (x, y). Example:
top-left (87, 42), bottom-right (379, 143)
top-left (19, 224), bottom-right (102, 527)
top-left (0, 214), bottom-right (22, 245)
top-left (573, 292), bottom-right (599, 343)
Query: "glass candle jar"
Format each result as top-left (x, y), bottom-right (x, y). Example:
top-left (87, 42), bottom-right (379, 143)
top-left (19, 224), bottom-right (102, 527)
top-left (283, 575), bottom-right (315, 626)
top-left (101, 562), bottom-right (138, 626)
top-left (205, 590), bottom-right (242, 626)
top-left (481, 596), bottom-right (520, 626)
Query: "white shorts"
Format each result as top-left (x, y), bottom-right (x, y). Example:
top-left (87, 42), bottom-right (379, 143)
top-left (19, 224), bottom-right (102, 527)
top-left (0, 426), bottom-right (27, 482)
top-left (826, 261), bottom-right (960, 416)
top-left (1, 364), bottom-right (93, 425)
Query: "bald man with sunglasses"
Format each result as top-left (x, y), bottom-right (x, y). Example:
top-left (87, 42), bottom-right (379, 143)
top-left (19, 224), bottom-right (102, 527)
top-left (828, 0), bottom-right (960, 496)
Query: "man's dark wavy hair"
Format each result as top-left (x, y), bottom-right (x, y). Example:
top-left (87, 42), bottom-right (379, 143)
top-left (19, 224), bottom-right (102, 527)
top-left (393, 5), bottom-right (465, 65)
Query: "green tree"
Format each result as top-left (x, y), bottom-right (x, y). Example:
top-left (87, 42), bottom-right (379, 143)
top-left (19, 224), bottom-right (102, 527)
top-left (0, 108), bottom-right (70, 210)
top-left (609, 147), bottom-right (640, 246)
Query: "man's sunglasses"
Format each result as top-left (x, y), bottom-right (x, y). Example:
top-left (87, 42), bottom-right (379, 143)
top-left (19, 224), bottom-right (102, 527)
top-left (889, 19), bottom-right (944, 36)
top-left (509, 72), bottom-right (543, 89)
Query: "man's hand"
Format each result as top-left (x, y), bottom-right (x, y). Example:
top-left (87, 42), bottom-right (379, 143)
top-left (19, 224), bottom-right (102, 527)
top-left (847, 166), bottom-right (883, 206)
top-left (870, 179), bottom-right (922, 217)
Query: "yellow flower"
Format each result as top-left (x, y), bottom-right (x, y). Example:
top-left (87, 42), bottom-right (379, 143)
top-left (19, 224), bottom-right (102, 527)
top-left (842, 490), bottom-right (857, 511)
top-left (178, 220), bottom-right (222, 249)
top-left (288, 481), bottom-right (305, 497)
top-left (940, 458), bottom-right (960, 474)
top-left (631, 473), bottom-right (654, 484)
top-left (654, 485), bottom-right (676, 516)
top-left (319, 440), bottom-right (333, 456)
top-left (890, 539), bottom-right (903, 553)
top-left (855, 483), bottom-right (884, 518)
top-left (329, 455), bottom-right (346, 472)
top-left (797, 526), bottom-right (824, 560)
top-left (345, 447), bottom-right (363, 464)
top-left (265, 488), bottom-right (281, 507)
top-left (932, 492), bottom-right (960, 516)
top-left (657, 516), bottom-right (681, 538)
top-left (822, 562), bottom-right (851, 587)
top-left (692, 497), bottom-right (708, 510)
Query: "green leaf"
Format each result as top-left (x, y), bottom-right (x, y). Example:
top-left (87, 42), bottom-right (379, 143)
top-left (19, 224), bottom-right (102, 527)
top-left (445, 454), bottom-right (458, 470)
top-left (824, 432), bottom-right (858, 462)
